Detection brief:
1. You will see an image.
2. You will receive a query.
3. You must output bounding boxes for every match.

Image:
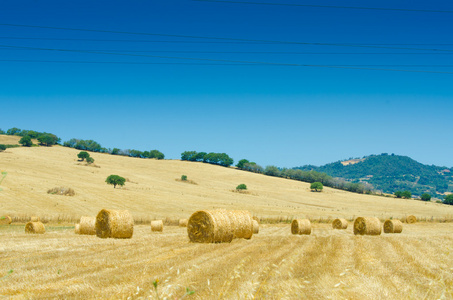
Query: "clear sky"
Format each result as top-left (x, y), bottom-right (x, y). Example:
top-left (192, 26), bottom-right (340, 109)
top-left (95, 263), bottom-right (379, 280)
top-left (1, 0), bottom-right (452, 168)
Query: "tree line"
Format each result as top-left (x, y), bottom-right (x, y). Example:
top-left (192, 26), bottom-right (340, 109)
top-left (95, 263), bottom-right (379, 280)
top-left (181, 151), bottom-right (233, 167)
top-left (1, 127), bottom-right (60, 146)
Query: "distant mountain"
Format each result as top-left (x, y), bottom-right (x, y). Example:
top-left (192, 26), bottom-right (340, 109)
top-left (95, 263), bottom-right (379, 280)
top-left (295, 154), bottom-right (453, 197)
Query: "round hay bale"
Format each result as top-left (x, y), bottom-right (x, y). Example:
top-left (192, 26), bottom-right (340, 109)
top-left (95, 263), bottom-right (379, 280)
top-left (252, 216), bottom-right (260, 224)
top-left (291, 219), bottom-right (311, 235)
top-left (25, 221), bottom-right (45, 234)
top-left (95, 209), bottom-right (134, 239)
top-left (0, 215), bottom-right (12, 225)
top-left (187, 210), bottom-right (234, 243)
top-left (384, 219), bottom-right (403, 233)
top-left (226, 210), bottom-right (254, 239)
top-left (406, 215), bottom-right (417, 224)
top-left (151, 220), bottom-right (164, 232)
top-left (332, 218), bottom-right (348, 230)
top-left (79, 216), bottom-right (96, 235)
top-left (353, 217), bottom-right (381, 235)
top-left (74, 224), bottom-right (80, 234)
top-left (30, 216), bottom-right (40, 222)
top-left (252, 219), bottom-right (259, 234)
top-left (179, 219), bottom-right (188, 227)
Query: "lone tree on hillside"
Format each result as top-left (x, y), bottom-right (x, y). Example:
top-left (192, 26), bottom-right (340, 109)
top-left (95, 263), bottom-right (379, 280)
top-left (105, 175), bottom-right (126, 188)
top-left (19, 136), bottom-right (33, 147)
top-left (310, 182), bottom-right (324, 192)
top-left (77, 151), bottom-right (90, 161)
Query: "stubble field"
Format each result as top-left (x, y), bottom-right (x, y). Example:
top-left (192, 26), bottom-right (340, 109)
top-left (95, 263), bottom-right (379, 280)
top-left (1, 135), bottom-right (453, 299)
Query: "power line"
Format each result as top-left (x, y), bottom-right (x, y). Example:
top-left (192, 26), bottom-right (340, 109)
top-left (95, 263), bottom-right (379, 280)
top-left (1, 24), bottom-right (453, 52)
top-left (1, 37), bottom-right (453, 47)
top-left (193, 0), bottom-right (453, 13)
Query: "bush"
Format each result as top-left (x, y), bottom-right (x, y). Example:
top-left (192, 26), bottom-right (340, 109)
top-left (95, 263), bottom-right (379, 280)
top-left (86, 156), bottom-right (94, 164)
top-left (77, 151), bottom-right (90, 161)
top-left (0, 144), bottom-right (6, 152)
top-left (310, 182), bottom-right (323, 192)
top-left (236, 184), bottom-right (247, 190)
top-left (105, 175), bottom-right (126, 188)
top-left (420, 193), bottom-right (431, 201)
top-left (401, 190), bottom-right (412, 199)
top-left (444, 194), bottom-right (453, 205)
top-left (181, 175), bottom-right (187, 181)
top-left (19, 136), bottom-right (33, 147)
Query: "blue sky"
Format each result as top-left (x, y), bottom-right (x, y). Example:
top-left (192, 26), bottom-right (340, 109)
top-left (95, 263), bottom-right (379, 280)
top-left (1, 0), bottom-right (452, 168)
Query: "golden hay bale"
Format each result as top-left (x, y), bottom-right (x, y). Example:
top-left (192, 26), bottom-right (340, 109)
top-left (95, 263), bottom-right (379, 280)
top-left (179, 219), bottom-right (188, 227)
top-left (252, 216), bottom-right (260, 224)
top-left (332, 218), bottom-right (348, 230)
top-left (406, 215), bottom-right (417, 224)
top-left (187, 210), bottom-right (234, 243)
top-left (79, 216), bottom-right (96, 235)
top-left (74, 224), bottom-right (80, 234)
top-left (25, 221), bottom-right (45, 234)
top-left (353, 217), bottom-right (381, 235)
top-left (252, 219), bottom-right (259, 234)
top-left (151, 220), bottom-right (164, 232)
top-left (291, 219), bottom-right (311, 235)
top-left (95, 209), bottom-right (134, 239)
top-left (226, 210), bottom-right (254, 239)
top-left (384, 219), bottom-right (403, 233)
top-left (30, 216), bottom-right (40, 222)
top-left (0, 215), bottom-right (12, 225)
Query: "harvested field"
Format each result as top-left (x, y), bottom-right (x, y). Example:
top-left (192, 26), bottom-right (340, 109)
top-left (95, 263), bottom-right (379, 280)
top-left (0, 223), bottom-right (452, 299)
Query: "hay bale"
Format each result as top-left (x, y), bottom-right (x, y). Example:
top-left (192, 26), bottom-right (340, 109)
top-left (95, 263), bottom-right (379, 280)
top-left (384, 219), bottom-right (403, 233)
top-left (179, 219), bottom-right (188, 227)
top-left (74, 224), bottom-right (80, 234)
top-left (252, 219), bottom-right (259, 234)
top-left (25, 221), bottom-right (45, 234)
top-left (252, 216), bottom-right (260, 224)
top-left (187, 210), bottom-right (234, 243)
top-left (406, 215), bottom-right (417, 224)
top-left (0, 216), bottom-right (12, 225)
top-left (332, 218), bottom-right (348, 230)
top-left (79, 216), bottom-right (96, 235)
top-left (226, 210), bottom-right (254, 239)
top-left (353, 217), bottom-right (381, 235)
top-left (95, 209), bottom-right (134, 239)
top-left (151, 220), bottom-right (164, 232)
top-left (30, 216), bottom-right (40, 222)
top-left (291, 219), bottom-right (311, 235)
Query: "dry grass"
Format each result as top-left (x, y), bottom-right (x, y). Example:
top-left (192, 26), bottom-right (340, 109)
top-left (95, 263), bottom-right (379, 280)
top-left (1, 223), bottom-right (452, 299)
top-left (47, 187), bottom-right (75, 196)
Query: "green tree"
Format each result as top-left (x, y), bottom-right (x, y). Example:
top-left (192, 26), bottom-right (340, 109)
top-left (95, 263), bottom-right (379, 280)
top-left (149, 150), bottom-right (165, 160)
top-left (77, 151), bottom-right (90, 161)
top-left (310, 182), bottom-right (324, 192)
top-left (236, 159), bottom-right (250, 169)
top-left (264, 165), bottom-right (280, 177)
top-left (86, 156), bottom-right (94, 164)
top-left (236, 184), bottom-right (247, 190)
top-left (444, 194), bottom-right (453, 205)
top-left (111, 148), bottom-right (120, 155)
top-left (0, 144), bottom-right (6, 152)
top-left (394, 191), bottom-right (403, 198)
top-left (6, 127), bottom-right (21, 136)
top-left (105, 175), bottom-right (126, 188)
top-left (37, 133), bottom-right (59, 146)
top-left (19, 136), bottom-right (33, 147)
top-left (401, 190), bottom-right (412, 199)
top-left (181, 175), bottom-right (188, 181)
top-left (420, 193), bottom-right (431, 201)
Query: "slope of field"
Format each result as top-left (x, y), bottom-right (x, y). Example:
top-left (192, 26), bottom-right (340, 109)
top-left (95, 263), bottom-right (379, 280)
top-left (1, 223), bottom-right (452, 299)
top-left (1, 135), bottom-right (453, 222)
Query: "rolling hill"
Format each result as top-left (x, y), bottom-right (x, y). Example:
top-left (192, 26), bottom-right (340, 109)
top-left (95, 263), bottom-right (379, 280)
top-left (296, 153), bottom-right (453, 197)
top-left (1, 135), bottom-right (452, 222)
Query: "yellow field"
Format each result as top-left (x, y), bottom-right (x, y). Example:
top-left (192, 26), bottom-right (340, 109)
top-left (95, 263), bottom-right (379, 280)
top-left (1, 135), bottom-right (453, 299)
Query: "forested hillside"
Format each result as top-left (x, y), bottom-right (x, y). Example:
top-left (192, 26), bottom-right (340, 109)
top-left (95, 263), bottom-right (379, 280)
top-left (296, 154), bottom-right (453, 197)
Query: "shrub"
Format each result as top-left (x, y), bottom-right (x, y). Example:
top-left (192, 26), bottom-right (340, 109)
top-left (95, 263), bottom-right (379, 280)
top-left (310, 182), bottom-right (323, 192)
top-left (236, 184), bottom-right (247, 190)
top-left (401, 190), bottom-right (412, 199)
top-left (444, 194), bottom-right (453, 205)
top-left (420, 193), bottom-right (431, 201)
top-left (86, 156), bottom-right (94, 164)
top-left (77, 151), bottom-right (90, 161)
top-left (0, 144), bottom-right (6, 152)
top-left (181, 175), bottom-right (188, 181)
top-left (106, 175), bottom-right (126, 188)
